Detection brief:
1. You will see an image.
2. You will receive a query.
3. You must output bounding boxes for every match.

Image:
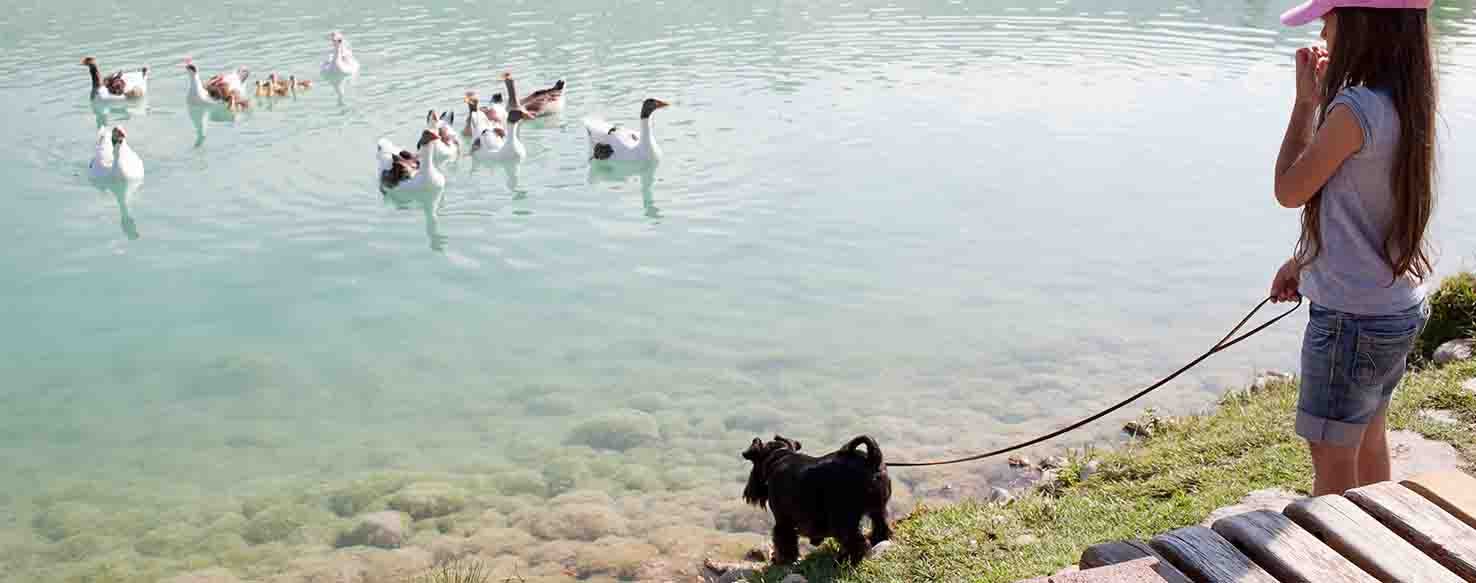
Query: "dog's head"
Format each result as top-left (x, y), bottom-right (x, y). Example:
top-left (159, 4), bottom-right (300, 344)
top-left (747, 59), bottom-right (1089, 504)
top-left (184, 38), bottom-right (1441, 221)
top-left (741, 435), bottom-right (801, 508)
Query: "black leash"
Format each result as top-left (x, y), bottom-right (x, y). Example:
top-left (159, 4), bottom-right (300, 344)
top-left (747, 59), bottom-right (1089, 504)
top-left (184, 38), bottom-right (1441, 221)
top-left (887, 296), bottom-right (1304, 468)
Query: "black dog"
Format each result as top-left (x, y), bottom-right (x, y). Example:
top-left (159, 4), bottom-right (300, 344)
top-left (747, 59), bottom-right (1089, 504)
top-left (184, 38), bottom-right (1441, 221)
top-left (742, 435), bottom-right (892, 564)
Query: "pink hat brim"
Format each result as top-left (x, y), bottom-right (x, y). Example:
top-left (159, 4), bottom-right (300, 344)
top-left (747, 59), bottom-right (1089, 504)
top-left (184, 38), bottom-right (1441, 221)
top-left (1280, 0), bottom-right (1333, 26)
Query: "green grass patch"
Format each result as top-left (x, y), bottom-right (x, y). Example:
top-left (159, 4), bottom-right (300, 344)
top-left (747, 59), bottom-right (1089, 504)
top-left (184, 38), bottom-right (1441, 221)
top-left (752, 361), bottom-right (1476, 583)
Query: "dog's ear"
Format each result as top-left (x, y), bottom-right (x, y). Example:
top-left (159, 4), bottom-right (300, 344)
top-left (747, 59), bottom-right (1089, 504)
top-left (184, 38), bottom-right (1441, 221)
top-left (773, 435), bottom-right (801, 451)
top-left (741, 437), bottom-right (763, 461)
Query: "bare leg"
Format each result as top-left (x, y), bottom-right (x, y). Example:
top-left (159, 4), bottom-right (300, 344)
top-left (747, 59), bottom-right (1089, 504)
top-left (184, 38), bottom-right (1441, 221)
top-left (772, 521), bottom-right (799, 566)
top-left (833, 518), bottom-right (870, 564)
top-left (1308, 441), bottom-right (1361, 496)
top-left (1356, 407), bottom-right (1391, 487)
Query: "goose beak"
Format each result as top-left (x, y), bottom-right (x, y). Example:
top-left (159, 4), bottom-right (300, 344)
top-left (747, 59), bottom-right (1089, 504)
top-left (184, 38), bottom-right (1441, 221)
top-left (652, 99), bottom-right (670, 109)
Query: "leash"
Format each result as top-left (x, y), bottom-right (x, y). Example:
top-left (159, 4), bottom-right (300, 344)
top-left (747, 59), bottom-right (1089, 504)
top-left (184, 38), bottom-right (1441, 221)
top-left (887, 296), bottom-right (1304, 468)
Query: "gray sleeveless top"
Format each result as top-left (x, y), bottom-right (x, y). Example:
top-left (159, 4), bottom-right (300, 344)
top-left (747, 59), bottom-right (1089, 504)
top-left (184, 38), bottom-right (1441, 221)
top-left (1298, 86), bottom-right (1427, 315)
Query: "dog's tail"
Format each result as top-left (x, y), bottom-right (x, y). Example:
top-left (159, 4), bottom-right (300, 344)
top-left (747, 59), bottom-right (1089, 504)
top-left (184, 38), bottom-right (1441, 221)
top-left (844, 435), bottom-right (884, 470)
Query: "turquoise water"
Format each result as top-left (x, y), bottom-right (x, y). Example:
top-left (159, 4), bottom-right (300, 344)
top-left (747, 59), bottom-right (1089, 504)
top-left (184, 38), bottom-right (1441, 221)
top-left (3, 1), bottom-right (1476, 581)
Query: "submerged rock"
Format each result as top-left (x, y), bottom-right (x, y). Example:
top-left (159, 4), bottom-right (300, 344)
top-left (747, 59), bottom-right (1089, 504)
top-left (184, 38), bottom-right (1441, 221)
top-left (574, 536), bottom-right (662, 578)
top-left (31, 502), bottom-right (105, 541)
top-left (242, 504), bottom-right (316, 545)
top-left (163, 568), bottom-right (243, 583)
top-left (388, 483), bottom-right (467, 520)
top-left (337, 511), bottom-right (408, 549)
top-left (1434, 339), bottom-right (1475, 365)
top-left (565, 409), bottom-right (661, 451)
top-left (524, 503), bottom-right (629, 541)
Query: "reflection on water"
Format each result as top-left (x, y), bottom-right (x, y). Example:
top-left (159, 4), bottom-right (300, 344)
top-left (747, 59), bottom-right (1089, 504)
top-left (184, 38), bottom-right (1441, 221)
top-left (3, 0), bottom-right (1476, 581)
top-left (91, 177), bottom-right (143, 240)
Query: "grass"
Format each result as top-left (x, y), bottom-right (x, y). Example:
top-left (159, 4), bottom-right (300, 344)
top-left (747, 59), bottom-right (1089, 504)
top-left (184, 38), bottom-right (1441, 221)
top-left (749, 360), bottom-right (1476, 583)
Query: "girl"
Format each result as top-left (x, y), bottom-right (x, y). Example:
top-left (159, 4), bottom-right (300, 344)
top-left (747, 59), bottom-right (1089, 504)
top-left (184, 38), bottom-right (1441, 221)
top-left (1270, 0), bottom-right (1437, 496)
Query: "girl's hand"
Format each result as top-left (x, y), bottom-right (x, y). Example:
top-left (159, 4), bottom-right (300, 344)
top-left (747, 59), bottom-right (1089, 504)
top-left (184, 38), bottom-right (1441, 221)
top-left (1270, 258), bottom-right (1302, 303)
top-left (1295, 46), bottom-right (1329, 106)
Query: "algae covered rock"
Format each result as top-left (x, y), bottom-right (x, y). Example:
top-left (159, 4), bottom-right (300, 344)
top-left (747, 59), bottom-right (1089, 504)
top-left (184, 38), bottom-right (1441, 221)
top-left (565, 409), bottom-right (661, 451)
top-left (242, 504), bottom-right (321, 544)
top-left (574, 536), bottom-right (661, 578)
top-left (525, 503), bottom-right (629, 541)
top-left (336, 511), bottom-right (409, 549)
top-left (492, 469), bottom-right (549, 497)
top-left (388, 482), bottom-right (467, 520)
top-left (325, 474), bottom-right (411, 517)
top-left (31, 502), bottom-right (106, 542)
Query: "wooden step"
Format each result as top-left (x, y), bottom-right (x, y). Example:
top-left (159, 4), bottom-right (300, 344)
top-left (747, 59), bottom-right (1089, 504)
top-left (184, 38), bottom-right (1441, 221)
top-left (1211, 509), bottom-right (1377, 583)
top-left (1403, 471), bottom-right (1476, 531)
top-left (1285, 494), bottom-right (1464, 583)
top-left (1149, 526), bottom-right (1279, 583)
top-left (1019, 557), bottom-right (1176, 583)
top-left (1346, 481), bottom-right (1476, 582)
top-left (1080, 540), bottom-right (1194, 583)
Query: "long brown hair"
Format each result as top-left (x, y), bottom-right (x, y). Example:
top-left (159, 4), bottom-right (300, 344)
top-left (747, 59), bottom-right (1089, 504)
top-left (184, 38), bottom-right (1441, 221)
top-left (1295, 8), bottom-right (1437, 284)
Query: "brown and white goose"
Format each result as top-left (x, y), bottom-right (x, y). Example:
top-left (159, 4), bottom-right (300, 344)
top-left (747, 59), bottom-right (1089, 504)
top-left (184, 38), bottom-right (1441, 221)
top-left (82, 57), bottom-right (148, 101)
top-left (518, 78), bottom-right (565, 117)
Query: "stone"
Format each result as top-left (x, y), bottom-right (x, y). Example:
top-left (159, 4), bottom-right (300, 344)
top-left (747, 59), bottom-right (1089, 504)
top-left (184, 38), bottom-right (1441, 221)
top-left (1390, 429), bottom-right (1462, 481)
top-left (1037, 469), bottom-right (1062, 489)
top-left (1040, 456), bottom-right (1068, 470)
top-left (1433, 339), bottom-right (1475, 365)
top-left (162, 569), bottom-right (243, 583)
top-left (565, 409), bottom-right (661, 451)
top-left (1203, 488), bottom-right (1299, 526)
top-left (1078, 460), bottom-right (1101, 482)
top-left (1251, 370), bottom-right (1293, 392)
top-left (988, 487), bottom-right (1014, 504)
top-left (1011, 534), bottom-right (1040, 547)
top-left (869, 540), bottom-right (899, 558)
top-left (781, 574), bottom-right (809, 583)
top-left (1463, 377), bottom-right (1476, 395)
top-left (718, 569), bottom-right (759, 583)
top-left (337, 511), bottom-right (408, 549)
top-left (1418, 409), bottom-right (1461, 425)
top-left (388, 482), bottom-right (466, 520)
top-left (1008, 456), bottom-right (1032, 468)
top-left (743, 545), bottom-right (769, 562)
top-left (1123, 421), bottom-right (1153, 438)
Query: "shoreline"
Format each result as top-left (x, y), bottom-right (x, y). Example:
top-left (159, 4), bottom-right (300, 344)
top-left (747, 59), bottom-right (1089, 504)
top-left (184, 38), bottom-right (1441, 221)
top-left (737, 360), bottom-right (1476, 583)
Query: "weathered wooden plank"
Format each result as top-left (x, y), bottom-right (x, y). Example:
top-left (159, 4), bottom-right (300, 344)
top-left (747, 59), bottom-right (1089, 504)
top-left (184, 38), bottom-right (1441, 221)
top-left (1017, 557), bottom-right (1175, 582)
top-left (1285, 494), bottom-right (1464, 583)
top-left (1149, 526), bottom-right (1279, 583)
top-left (1080, 540), bottom-right (1193, 583)
top-left (1404, 471), bottom-right (1476, 531)
top-left (1347, 482), bottom-right (1476, 582)
top-left (1211, 509), bottom-right (1377, 583)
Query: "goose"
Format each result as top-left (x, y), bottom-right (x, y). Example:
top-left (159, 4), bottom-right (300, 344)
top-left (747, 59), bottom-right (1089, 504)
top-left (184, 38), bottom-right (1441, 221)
top-left (322, 31), bottom-right (360, 77)
top-left (424, 110), bottom-right (461, 160)
top-left (462, 91), bottom-right (505, 137)
top-left (82, 57), bottom-right (148, 101)
top-left (224, 92), bottom-right (251, 113)
top-left (470, 75), bottom-right (531, 162)
top-left (377, 129), bottom-right (444, 194)
top-left (184, 59), bottom-right (214, 105)
top-left (583, 98), bottom-right (670, 163)
top-left (470, 108), bottom-right (531, 162)
top-left (254, 80), bottom-right (272, 97)
top-left (206, 65), bottom-right (251, 102)
top-left (89, 126), bottom-right (144, 181)
top-left (519, 79), bottom-right (565, 117)
top-left (266, 73), bottom-right (293, 96)
top-left (292, 76), bottom-right (312, 91)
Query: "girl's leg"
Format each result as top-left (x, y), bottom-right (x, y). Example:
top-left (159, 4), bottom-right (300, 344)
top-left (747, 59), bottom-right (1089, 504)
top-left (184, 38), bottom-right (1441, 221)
top-left (1308, 442), bottom-right (1361, 495)
top-left (1356, 406), bottom-right (1391, 486)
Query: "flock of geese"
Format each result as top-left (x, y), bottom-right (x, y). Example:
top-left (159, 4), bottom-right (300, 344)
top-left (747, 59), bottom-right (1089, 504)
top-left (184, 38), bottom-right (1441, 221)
top-left (84, 31), bottom-right (673, 203)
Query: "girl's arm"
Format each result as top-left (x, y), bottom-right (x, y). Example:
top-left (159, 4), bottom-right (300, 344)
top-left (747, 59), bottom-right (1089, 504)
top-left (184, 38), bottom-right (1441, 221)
top-left (1274, 105), bottom-right (1363, 208)
top-left (1272, 46), bottom-right (1363, 209)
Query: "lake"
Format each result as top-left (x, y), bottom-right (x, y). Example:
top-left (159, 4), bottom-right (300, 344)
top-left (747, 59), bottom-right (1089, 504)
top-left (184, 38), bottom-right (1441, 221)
top-left (2, 0), bottom-right (1474, 581)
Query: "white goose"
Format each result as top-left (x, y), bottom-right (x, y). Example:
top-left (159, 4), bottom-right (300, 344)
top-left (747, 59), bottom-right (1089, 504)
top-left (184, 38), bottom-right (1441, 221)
top-left (82, 57), bottom-right (148, 101)
top-left (462, 91), bottom-right (505, 137)
top-left (183, 58), bottom-right (250, 104)
top-left (377, 129), bottom-right (444, 194)
top-left (89, 126), bottom-right (144, 181)
top-left (424, 110), bottom-right (461, 161)
top-left (322, 31), bottom-right (360, 77)
top-left (583, 98), bottom-right (670, 163)
top-left (470, 74), bottom-right (532, 162)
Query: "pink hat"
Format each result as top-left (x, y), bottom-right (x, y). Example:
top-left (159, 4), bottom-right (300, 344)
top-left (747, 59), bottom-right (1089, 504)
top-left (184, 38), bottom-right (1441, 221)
top-left (1280, 0), bottom-right (1431, 26)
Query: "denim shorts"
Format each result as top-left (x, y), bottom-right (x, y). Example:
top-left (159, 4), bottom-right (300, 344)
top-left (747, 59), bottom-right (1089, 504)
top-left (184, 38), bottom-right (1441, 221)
top-left (1296, 301), bottom-right (1427, 447)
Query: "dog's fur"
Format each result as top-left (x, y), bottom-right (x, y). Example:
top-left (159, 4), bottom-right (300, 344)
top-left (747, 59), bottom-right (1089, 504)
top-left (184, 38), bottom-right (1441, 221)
top-left (742, 434), bottom-right (892, 565)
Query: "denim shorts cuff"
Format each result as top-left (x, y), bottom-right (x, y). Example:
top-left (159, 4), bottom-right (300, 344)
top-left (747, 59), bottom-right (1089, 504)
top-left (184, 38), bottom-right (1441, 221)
top-left (1295, 411), bottom-right (1367, 447)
